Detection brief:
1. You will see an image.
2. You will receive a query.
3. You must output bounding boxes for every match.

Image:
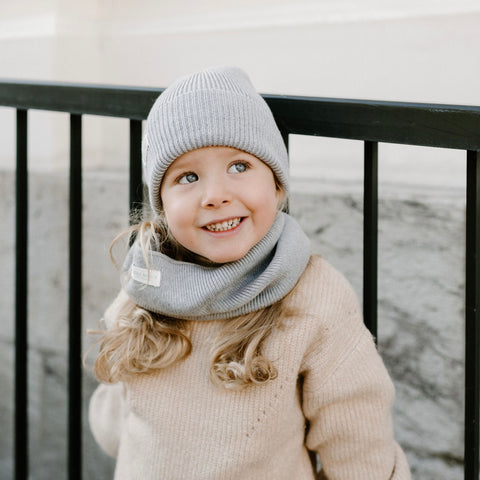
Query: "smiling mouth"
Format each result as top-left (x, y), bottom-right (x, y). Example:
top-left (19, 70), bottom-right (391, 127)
top-left (204, 217), bottom-right (243, 232)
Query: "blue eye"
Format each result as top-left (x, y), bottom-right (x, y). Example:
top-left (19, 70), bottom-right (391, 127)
top-left (228, 162), bottom-right (249, 174)
top-left (178, 172), bottom-right (198, 184)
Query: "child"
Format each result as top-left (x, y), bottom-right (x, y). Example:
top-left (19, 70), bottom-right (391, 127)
top-left (88, 66), bottom-right (411, 479)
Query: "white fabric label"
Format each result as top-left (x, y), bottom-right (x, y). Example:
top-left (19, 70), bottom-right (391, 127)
top-left (131, 264), bottom-right (161, 287)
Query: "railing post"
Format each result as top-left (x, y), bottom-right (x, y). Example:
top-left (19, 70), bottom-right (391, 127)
top-left (129, 119), bottom-right (143, 219)
top-left (465, 150), bottom-right (480, 479)
top-left (15, 109), bottom-right (28, 480)
top-left (68, 113), bottom-right (83, 480)
top-left (363, 141), bottom-right (379, 340)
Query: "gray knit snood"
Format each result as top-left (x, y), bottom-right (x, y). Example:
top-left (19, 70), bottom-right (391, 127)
top-left (121, 212), bottom-right (310, 321)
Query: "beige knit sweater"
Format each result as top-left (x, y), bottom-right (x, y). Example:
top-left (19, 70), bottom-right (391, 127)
top-left (89, 255), bottom-right (411, 479)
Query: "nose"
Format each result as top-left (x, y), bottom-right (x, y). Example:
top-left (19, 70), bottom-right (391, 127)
top-left (200, 179), bottom-right (232, 208)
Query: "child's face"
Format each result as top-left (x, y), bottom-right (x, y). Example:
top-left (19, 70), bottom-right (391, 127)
top-left (160, 146), bottom-right (284, 264)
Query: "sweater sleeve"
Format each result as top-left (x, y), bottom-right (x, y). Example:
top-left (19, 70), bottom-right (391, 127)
top-left (303, 329), bottom-right (411, 479)
top-left (89, 382), bottom-right (128, 458)
top-left (88, 290), bottom-right (133, 458)
top-left (299, 261), bottom-right (411, 479)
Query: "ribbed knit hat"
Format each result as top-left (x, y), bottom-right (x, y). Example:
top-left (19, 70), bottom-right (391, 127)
top-left (142, 66), bottom-right (289, 215)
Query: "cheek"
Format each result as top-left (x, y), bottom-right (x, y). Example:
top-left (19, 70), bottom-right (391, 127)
top-left (265, 185), bottom-right (283, 212)
top-left (164, 206), bottom-right (187, 230)
top-left (162, 190), bottom-right (182, 218)
top-left (255, 191), bottom-right (280, 232)
top-left (162, 199), bottom-right (189, 236)
top-left (163, 213), bottom-right (196, 251)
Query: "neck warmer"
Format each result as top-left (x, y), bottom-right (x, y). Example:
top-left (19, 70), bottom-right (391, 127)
top-left (121, 212), bottom-right (311, 321)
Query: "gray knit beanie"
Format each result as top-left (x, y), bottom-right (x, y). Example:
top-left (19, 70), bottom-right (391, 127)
top-left (142, 66), bottom-right (289, 215)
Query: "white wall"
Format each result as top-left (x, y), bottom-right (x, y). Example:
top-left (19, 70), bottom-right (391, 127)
top-left (0, 0), bottom-right (478, 181)
top-left (2, 0), bottom-right (479, 100)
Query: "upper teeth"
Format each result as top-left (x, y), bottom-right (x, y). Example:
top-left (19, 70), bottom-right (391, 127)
top-left (205, 217), bottom-right (241, 232)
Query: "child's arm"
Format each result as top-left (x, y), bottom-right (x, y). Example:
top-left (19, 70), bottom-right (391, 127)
top-left (89, 382), bottom-right (128, 458)
top-left (302, 327), bottom-right (411, 479)
top-left (298, 259), bottom-right (411, 479)
top-left (88, 290), bottom-right (132, 458)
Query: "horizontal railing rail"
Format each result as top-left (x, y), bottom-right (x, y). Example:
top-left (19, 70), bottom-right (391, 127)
top-left (1, 79), bottom-right (479, 480)
top-left (1, 80), bottom-right (480, 148)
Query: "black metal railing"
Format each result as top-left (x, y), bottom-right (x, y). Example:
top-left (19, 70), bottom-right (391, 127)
top-left (1, 80), bottom-right (479, 479)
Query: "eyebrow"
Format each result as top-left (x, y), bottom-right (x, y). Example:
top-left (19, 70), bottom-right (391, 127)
top-left (165, 159), bottom-right (195, 176)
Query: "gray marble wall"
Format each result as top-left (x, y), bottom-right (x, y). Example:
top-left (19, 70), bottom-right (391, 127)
top-left (0, 170), bottom-right (467, 479)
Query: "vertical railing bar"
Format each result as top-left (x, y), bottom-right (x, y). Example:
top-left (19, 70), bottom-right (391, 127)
top-left (363, 141), bottom-right (379, 340)
top-left (14, 108), bottom-right (28, 480)
top-left (129, 119), bottom-right (143, 221)
top-left (464, 150), bottom-right (480, 480)
top-left (68, 113), bottom-right (82, 480)
top-left (279, 125), bottom-right (289, 152)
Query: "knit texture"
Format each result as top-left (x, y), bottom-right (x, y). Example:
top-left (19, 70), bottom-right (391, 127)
top-left (121, 212), bottom-right (310, 320)
top-left (142, 66), bottom-right (289, 215)
top-left (89, 256), bottom-right (411, 479)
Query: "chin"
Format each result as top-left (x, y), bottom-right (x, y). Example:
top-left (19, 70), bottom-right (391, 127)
top-left (205, 251), bottom-right (246, 264)
top-left (187, 250), bottom-right (244, 266)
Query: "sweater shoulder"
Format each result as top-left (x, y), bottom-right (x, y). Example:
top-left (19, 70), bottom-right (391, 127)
top-left (286, 254), bottom-right (362, 320)
top-left (294, 254), bottom-right (354, 290)
top-left (282, 255), bottom-right (370, 372)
